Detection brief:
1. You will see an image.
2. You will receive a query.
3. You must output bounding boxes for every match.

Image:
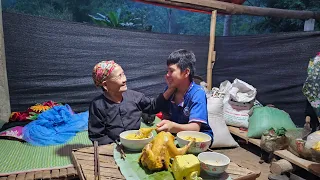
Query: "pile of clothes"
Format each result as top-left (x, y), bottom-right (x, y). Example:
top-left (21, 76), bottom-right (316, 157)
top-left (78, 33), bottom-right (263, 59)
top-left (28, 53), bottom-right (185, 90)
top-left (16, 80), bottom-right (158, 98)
top-left (0, 101), bottom-right (88, 146)
top-left (9, 101), bottom-right (62, 122)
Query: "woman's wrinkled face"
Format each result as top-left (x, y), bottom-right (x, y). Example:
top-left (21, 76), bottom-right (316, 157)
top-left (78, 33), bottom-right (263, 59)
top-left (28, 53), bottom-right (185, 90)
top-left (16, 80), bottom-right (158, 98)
top-left (103, 65), bottom-right (127, 93)
top-left (166, 64), bottom-right (189, 87)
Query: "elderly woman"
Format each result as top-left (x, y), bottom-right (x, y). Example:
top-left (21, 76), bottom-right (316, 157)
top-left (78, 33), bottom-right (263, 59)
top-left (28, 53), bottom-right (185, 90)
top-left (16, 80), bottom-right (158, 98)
top-left (89, 60), bottom-right (174, 145)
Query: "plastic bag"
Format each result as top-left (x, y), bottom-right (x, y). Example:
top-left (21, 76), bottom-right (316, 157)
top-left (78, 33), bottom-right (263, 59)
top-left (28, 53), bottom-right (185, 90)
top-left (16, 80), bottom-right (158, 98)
top-left (305, 131), bottom-right (320, 162)
top-left (260, 128), bottom-right (288, 153)
top-left (247, 106), bottom-right (296, 138)
top-left (219, 80), bottom-right (232, 96)
top-left (223, 79), bottom-right (257, 104)
top-left (285, 128), bottom-right (312, 160)
top-left (305, 131), bottom-right (320, 149)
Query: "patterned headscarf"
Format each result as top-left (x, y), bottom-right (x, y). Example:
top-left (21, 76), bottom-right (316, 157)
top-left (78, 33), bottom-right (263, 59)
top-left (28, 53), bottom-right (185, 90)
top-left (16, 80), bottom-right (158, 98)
top-left (92, 60), bottom-right (118, 87)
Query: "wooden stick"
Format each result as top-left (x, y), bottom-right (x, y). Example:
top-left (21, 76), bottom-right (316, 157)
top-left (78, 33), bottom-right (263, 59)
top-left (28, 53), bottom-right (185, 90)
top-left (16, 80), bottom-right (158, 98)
top-left (94, 141), bottom-right (100, 180)
top-left (115, 140), bottom-right (126, 159)
top-left (138, 0), bottom-right (320, 20)
top-left (71, 152), bottom-right (85, 180)
top-left (206, 10), bottom-right (217, 90)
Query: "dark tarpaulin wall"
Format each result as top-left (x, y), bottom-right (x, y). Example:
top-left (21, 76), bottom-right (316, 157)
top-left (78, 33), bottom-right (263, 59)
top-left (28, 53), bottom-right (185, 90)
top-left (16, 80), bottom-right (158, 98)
top-left (3, 12), bottom-right (320, 126)
top-left (2, 12), bottom-right (209, 112)
top-left (213, 32), bottom-right (320, 127)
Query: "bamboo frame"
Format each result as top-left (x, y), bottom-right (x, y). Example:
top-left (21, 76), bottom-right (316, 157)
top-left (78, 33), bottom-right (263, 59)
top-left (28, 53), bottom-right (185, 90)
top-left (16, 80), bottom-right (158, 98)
top-left (206, 10), bottom-right (217, 90)
top-left (0, 0), bottom-right (11, 124)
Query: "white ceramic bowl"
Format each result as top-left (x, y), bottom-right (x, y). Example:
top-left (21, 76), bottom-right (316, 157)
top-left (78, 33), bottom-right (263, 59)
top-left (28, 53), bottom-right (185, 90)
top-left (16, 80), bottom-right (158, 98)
top-left (176, 131), bottom-right (212, 154)
top-left (198, 152), bottom-right (230, 176)
top-left (119, 130), bottom-right (153, 151)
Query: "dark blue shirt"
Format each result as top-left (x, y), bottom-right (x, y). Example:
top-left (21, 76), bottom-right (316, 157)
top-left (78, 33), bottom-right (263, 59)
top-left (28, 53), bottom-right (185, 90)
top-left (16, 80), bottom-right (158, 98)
top-left (163, 82), bottom-right (214, 142)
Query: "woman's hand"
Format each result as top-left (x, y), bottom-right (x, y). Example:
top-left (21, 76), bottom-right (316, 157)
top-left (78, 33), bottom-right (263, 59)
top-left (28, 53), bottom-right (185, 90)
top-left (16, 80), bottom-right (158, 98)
top-left (163, 76), bottom-right (176, 100)
top-left (165, 75), bottom-right (176, 90)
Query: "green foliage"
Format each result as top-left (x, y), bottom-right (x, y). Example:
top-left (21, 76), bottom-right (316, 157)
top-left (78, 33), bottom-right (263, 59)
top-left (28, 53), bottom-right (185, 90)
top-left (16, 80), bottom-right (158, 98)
top-left (89, 10), bottom-right (121, 27)
top-left (267, 127), bottom-right (287, 136)
top-left (256, 0), bottom-right (320, 32)
top-left (89, 8), bottom-right (151, 31)
top-left (3, 0), bottom-right (73, 20)
top-left (2, 0), bottom-right (320, 35)
top-left (177, 12), bottom-right (211, 36)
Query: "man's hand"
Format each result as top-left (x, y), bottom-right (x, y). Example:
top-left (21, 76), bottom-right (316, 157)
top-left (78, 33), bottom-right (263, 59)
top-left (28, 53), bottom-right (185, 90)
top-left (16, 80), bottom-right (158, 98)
top-left (156, 120), bottom-right (174, 132)
top-left (156, 120), bottom-right (201, 133)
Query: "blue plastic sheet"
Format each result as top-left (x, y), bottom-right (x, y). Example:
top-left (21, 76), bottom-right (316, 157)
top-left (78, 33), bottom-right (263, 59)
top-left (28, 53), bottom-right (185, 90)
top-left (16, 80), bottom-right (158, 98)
top-left (23, 105), bottom-right (88, 146)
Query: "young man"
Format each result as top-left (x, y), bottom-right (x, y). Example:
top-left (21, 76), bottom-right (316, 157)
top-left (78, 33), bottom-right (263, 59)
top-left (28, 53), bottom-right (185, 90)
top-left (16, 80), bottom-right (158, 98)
top-left (156, 49), bottom-right (214, 142)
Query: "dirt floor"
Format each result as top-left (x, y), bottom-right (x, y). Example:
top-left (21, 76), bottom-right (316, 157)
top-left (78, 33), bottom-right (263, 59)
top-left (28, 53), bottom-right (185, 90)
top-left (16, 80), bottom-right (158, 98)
top-left (214, 145), bottom-right (271, 180)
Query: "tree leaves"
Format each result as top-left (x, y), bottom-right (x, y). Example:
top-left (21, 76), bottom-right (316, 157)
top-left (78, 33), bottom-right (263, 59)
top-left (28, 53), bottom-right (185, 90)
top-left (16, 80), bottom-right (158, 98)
top-left (2, 0), bottom-right (320, 35)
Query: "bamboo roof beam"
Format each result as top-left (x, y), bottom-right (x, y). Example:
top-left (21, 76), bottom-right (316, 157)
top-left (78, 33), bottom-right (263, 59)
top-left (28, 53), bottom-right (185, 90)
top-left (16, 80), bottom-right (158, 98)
top-left (139, 0), bottom-right (320, 20)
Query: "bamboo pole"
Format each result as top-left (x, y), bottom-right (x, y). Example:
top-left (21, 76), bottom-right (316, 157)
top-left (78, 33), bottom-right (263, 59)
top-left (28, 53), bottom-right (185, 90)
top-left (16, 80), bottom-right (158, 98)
top-left (206, 10), bottom-right (217, 90)
top-left (94, 141), bottom-right (100, 180)
top-left (0, 0), bottom-right (11, 126)
top-left (138, 0), bottom-right (320, 20)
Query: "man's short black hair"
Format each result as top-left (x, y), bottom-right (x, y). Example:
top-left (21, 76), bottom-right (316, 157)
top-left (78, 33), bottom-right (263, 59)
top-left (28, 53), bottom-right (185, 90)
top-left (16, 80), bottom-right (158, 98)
top-left (167, 49), bottom-right (196, 82)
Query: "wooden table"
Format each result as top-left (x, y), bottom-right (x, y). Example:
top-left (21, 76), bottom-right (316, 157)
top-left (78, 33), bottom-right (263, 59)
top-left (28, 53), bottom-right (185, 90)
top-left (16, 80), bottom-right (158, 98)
top-left (216, 161), bottom-right (260, 180)
top-left (72, 144), bottom-right (124, 180)
top-left (72, 144), bottom-right (260, 180)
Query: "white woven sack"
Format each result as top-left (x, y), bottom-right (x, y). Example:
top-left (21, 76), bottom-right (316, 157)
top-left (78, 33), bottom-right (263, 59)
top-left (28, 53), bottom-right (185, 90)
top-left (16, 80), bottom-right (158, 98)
top-left (223, 100), bottom-right (251, 128)
top-left (207, 93), bottom-right (239, 148)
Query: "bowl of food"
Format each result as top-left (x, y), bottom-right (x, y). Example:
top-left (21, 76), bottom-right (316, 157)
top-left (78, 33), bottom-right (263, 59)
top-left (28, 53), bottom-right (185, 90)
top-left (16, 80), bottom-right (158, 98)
top-left (119, 129), bottom-right (154, 151)
top-left (176, 131), bottom-right (212, 154)
top-left (197, 152), bottom-right (230, 176)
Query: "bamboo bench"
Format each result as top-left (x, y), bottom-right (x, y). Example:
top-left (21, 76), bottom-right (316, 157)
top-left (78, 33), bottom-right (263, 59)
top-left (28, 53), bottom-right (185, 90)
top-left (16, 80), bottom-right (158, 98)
top-left (228, 126), bottom-right (320, 177)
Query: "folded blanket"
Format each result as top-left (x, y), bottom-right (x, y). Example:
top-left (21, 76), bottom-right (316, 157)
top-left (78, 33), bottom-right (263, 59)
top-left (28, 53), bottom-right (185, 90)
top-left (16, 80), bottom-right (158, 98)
top-left (23, 105), bottom-right (88, 146)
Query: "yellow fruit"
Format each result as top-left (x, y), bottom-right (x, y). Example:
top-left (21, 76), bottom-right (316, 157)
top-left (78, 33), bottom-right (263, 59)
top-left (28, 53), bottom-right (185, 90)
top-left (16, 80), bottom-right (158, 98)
top-left (172, 154), bottom-right (202, 180)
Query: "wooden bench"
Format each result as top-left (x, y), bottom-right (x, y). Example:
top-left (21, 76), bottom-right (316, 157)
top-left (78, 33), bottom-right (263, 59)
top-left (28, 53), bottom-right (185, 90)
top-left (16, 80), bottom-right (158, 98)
top-left (0, 167), bottom-right (78, 180)
top-left (228, 126), bottom-right (320, 177)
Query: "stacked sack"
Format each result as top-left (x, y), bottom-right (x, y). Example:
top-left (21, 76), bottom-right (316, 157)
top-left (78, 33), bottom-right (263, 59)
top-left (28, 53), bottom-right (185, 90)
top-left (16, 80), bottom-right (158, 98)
top-left (222, 79), bottom-right (257, 128)
top-left (205, 79), bottom-right (297, 153)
